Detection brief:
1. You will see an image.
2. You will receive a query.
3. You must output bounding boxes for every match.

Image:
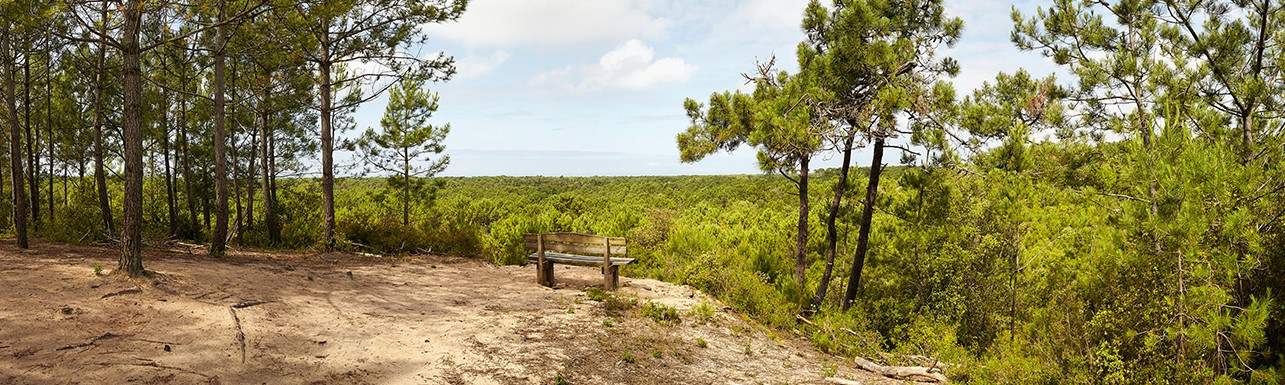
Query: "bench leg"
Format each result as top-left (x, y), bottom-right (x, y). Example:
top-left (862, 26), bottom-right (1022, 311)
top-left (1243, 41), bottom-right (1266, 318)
top-left (604, 264), bottom-right (619, 291)
top-left (538, 260), bottom-right (555, 287)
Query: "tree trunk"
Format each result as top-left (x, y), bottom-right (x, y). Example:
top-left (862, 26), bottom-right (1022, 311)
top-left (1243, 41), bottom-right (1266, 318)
top-left (793, 156), bottom-right (810, 287)
top-left (2, 22), bottom-right (28, 249)
top-left (811, 134), bottom-right (854, 312)
top-left (119, 0), bottom-right (145, 276)
top-left (403, 155), bottom-right (410, 226)
top-left (842, 136), bottom-right (886, 312)
top-left (162, 91), bottom-right (176, 236)
top-left (93, 2), bottom-right (113, 237)
top-left (319, 33), bottom-right (336, 251)
top-left (259, 102), bottom-right (279, 243)
top-left (179, 89), bottom-right (199, 240)
top-left (44, 44), bottom-right (52, 223)
top-left (23, 47), bottom-right (37, 232)
top-left (210, 3), bottom-right (229, 256)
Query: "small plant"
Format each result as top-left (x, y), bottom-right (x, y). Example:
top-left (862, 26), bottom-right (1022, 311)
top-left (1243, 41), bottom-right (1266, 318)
top-left (567, 307), bottom-right (575, 314)
top-left (688, 300), bottom-right (716, 324)
top-left (696, 338), bottom-right (708, 348)
top-left (743, 342), bottom-right (752, 355)
top-left (551, 371), bottom-right (568, 385)
top-left (585, 287), bottom-right (607, 302)
top-left (602, 294), bottom-right (638, 314)
top-left (641, 301), bottom-right (681, 325)
top-left (652, 349), bottom-right (663, 358)
top-left (306, 275), bottom-right (315, 281)
top-left (621, 353), bottom-right (635, 364)
top-left (603, 319), bottom-right (613, 328)
top-left (92, 263), bottom-right (102, 276)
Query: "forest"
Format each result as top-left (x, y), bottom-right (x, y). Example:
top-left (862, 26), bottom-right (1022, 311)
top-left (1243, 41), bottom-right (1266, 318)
top-left (1, 0), bottom-right (1284, 383)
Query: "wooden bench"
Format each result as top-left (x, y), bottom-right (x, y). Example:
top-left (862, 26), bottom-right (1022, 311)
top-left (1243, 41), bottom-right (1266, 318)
top-left (524, 232), bottom-right (633, 290)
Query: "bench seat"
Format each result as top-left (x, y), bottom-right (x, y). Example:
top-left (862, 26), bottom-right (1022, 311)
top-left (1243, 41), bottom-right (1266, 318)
top-left (526, 252), bottom-right (635, 266)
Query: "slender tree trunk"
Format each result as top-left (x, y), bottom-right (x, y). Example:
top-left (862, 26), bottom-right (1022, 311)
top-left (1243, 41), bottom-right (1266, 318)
top-left (179, 89), bottom-right (199, 240)
top-left (793, 156), bottom-right (810, 287)
top-left (403, 155), bottom-right (410, 226)
top-left (842, 137), bottom-right (886, 311)
top-left (811, 134), bottom-right (855, 312)
top-left (210, 3), bottom-right (229, 256)
top-left (2, 23), bottom-right (28, 249)
top-left (162, 91), bottom-right (176, 236)
top-left (93, 2), bottom-right (113, 237)
top-left (44, 44), bottom-right (52, 223)
top-left (259, 100), bottom-right (278, 243)
top-left (23, 47), bottom-right (37, 232)
top-left (118, 0), bottom-right (145, 276)
top-left (318, 32), bottom-right (336, 251)
top-left (245, 125), bottom-right (255, 228)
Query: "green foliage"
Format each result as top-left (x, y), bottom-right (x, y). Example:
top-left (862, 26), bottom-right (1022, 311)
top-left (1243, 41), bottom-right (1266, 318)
top-left (641, 301), bottom-right (681, 326)
top-left (696, 338), bottom-right (708, 348)
top-left (688, 300), bottom-right (716, 325)
top-left (585, 287), bottom-right (607, 302)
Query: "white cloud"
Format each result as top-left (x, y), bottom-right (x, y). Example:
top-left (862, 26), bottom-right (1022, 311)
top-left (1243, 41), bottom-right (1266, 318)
top-left (454, 51), bottom-right (511, 79)
top-left (427, 0), bottom-right (670, 49)
top-left (530, 39), bottom-right (697, 90)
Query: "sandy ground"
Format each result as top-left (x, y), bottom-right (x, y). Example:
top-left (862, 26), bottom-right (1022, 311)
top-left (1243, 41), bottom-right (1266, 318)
top-left (0, 241), bottom-right (895, 385)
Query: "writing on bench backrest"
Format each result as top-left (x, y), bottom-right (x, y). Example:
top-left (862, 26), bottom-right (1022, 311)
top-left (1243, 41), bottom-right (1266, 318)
top-left (522, 232), bottom-right (628, 256)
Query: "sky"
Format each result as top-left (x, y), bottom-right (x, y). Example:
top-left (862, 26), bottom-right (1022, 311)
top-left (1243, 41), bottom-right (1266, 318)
top-left (346, 0), bottom-right (1060, 177)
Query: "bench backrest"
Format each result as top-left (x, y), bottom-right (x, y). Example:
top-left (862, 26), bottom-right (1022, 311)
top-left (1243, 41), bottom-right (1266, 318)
top-left (523, 232), bottom-right (627, 256)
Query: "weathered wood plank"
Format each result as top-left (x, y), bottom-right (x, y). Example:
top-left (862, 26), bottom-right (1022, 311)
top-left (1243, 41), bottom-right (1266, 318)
top-left (526, 252), bottom-right (634, 266)
top-left (523, 232), bottom-right (625, 245)
top-left (523, 241), bottom-right (626, 255)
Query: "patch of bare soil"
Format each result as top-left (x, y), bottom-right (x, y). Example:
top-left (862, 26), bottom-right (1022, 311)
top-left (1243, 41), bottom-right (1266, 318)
top-left (0, 241), bottom-right (891, 384)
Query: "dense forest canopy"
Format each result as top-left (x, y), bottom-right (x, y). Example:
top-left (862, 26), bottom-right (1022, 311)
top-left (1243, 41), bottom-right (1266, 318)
top-left (1, 0), bottom-right (1283, 382)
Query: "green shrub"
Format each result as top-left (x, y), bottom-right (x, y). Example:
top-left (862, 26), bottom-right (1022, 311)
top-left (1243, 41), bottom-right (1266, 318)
top-left (641, 301), bottom-right (681, 325)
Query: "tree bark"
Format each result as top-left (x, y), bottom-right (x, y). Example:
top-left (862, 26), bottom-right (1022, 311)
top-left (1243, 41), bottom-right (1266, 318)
top-left (23, 45), bottom-right (37, 232)
top-left (119, 0), bottom-right (146, 276)
top-left (402, 152), bottom-right (410, 226)
top-left (44, 42), bottom-right (52, 224)
top-left (210, 3), bottom-right (229, 256)
top-left (2, 22), bottom-right (28, 249)
top-left (811, 134), bottom-right (854, 312)
top-left (162, 90), bottom-right (176, 236)
top-left (318, 29), bottom-right (336, 251)
top-left (842, 136), bottom-right (885, 311)
top-left (793, 156), bottom-right (810, 287)
top-left (259, 101), bottom-right (279, 243)
top-left (179, 78), bottom-right (199, 240)
top-left (92, 1), bottom-right (114, 237)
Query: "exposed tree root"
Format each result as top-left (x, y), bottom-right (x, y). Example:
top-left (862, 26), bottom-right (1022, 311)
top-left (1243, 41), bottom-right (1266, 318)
top-left (231, 300), bottom-right (270, 309)
top-left (228, 306), bottom-right (246, 363)
top-left (57, 332), bottom-right (119, 351)
top-left (100, 287), bottom-right (142, 299)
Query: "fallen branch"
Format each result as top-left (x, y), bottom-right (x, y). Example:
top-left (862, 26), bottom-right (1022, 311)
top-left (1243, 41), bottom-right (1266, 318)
top-left (228, 307), bottom-right (246, 363)
top-left (853, 355), bottom-right (948, 383)
top-left (231, 300), bottom-right (270, 309)
top-left (96, 358), bottom-right (211, 379)
top-left (795, 314), bottom-right (815, 326)
top-left (100, 287), bottom-right (142, 299)
top-left (57, 332), bottom-right (119, 351)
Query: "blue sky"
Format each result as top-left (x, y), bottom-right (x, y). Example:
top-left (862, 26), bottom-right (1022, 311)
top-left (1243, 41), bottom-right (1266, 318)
top-left (346, 0), bottom-right (1058, 177)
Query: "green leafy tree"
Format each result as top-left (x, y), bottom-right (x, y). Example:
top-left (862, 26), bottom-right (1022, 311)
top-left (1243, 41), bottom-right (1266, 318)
top-left (285, 0), bottom-right (467, 250)
top-left (348, 77), bottom-right (449, 226)
top-left (797, 0), bottom-right (962, 311)
top-left (679, 60), bottom-right (827, 290)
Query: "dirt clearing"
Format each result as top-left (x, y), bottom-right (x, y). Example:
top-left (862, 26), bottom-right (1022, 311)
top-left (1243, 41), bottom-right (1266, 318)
top-left (0, 241), bottom-right (893, 384)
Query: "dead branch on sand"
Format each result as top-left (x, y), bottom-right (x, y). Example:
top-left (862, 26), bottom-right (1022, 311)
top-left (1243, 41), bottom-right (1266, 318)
top-left (100, 287), bottom-right (142, 299)
top-left (852, 355), bottom-right (948, 383)
top-left (57, 332), bottom-right (119, 351)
